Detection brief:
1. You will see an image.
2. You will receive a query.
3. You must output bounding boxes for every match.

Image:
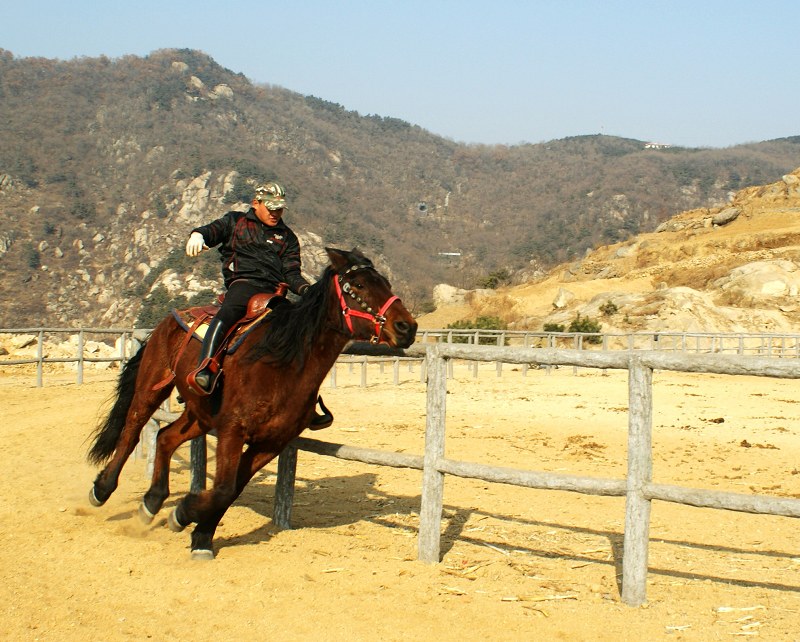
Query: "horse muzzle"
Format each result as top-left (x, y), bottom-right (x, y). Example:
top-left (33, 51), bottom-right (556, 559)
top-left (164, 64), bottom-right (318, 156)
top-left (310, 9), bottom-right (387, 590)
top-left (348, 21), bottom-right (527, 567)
top-left (385, 319), bottom-right (417, 349)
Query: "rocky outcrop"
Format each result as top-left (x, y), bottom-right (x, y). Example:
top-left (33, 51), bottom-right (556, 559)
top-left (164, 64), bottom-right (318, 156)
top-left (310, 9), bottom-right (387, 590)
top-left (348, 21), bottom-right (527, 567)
top-left (420, 169), bottom-right (800, 334)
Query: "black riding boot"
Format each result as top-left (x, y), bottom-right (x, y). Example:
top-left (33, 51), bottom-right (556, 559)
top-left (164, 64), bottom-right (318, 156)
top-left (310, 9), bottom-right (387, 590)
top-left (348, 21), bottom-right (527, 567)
top-left (191, 318), bottom-right (227, 393)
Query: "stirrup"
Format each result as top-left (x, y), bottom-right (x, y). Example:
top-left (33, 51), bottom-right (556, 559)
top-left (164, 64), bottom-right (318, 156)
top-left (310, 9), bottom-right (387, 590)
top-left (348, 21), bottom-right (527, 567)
top-left (186, 358), bottom-right (222, 396)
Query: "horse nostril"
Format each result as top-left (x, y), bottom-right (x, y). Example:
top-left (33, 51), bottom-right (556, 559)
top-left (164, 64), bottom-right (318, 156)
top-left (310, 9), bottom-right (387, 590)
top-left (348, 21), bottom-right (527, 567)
top-left (393, 320), bottom-right (417, 340)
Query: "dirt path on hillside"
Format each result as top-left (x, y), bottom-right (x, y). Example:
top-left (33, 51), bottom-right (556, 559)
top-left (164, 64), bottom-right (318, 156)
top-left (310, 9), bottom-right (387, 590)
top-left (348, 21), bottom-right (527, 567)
top-left (1, 363), bottom-right (799, 641)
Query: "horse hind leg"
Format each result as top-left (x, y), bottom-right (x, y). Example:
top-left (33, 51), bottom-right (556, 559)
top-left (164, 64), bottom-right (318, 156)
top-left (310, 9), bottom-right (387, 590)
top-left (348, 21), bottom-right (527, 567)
top-left (139, 412), bottom-right (203, 523)
top-left (90, 387), bottom-right (172, 507)
top-left (89, 320), bottom-right (183, 507)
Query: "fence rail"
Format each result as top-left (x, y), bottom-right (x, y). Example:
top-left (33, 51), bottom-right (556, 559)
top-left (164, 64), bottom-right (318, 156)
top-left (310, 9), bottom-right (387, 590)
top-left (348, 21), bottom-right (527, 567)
top-left (417, 328), bottom-right (800, 358)
top-left (3, 327), bottom-right (800, 387)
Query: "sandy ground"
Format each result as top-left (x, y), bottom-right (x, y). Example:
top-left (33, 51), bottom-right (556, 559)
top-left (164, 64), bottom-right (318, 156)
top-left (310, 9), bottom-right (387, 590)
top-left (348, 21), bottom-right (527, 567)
top-left (1, 360), bottom-right (800, 641)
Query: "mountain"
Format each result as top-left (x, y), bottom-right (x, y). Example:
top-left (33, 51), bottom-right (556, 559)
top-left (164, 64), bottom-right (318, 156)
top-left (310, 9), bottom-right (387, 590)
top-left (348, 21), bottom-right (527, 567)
top-left (1, 48), bottom-right (799, 327)
top-left (420, 169), bottom-right (800, 335)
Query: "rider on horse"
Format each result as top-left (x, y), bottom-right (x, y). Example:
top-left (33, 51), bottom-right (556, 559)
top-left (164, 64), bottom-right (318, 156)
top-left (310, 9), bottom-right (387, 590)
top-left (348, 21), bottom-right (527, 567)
top-left (184, 182), bottom-right (330, 424)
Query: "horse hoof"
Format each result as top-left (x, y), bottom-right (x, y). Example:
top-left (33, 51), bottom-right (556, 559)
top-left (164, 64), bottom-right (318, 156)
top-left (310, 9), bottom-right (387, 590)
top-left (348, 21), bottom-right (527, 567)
top-left (191, 549), bottom-right (214, 561)
top-left (167, 508), bottom-right (186, 532)
top-left (88, 487), bottom-right (105, 507)
top-left (138, 502), bottom-right (155, 524)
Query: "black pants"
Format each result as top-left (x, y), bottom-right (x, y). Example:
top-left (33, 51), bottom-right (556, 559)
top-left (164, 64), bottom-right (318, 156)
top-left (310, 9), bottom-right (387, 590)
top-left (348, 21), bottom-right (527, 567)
top-left (213, 280), bottom-right (270, 330)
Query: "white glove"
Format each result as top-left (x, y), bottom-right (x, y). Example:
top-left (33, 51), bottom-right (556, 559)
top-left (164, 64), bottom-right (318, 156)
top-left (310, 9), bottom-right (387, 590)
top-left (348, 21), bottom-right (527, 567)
top-left (185, 232), bottom-right (207, 257)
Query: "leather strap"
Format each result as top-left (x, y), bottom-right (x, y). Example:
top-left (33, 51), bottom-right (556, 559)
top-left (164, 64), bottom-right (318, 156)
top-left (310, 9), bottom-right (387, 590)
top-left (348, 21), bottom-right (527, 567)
top-left (151, 314), bottom-right (207, 391)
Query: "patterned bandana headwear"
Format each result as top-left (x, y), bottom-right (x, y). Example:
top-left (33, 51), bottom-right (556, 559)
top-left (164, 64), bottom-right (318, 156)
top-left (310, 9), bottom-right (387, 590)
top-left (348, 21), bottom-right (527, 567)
top-left (254, 182), bottom-right (287, 211)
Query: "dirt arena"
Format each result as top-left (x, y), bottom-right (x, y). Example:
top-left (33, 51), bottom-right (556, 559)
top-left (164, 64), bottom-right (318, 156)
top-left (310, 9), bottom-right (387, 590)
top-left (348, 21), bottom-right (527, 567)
top-left (1, 360), bottom-right (799, 641)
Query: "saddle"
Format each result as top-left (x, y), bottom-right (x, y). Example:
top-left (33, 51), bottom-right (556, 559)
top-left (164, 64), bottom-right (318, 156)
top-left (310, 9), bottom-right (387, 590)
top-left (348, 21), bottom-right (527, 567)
top-left (182, 287), bottom-right (287, 349)
top-left (152, 284), bottom-right (288, 393)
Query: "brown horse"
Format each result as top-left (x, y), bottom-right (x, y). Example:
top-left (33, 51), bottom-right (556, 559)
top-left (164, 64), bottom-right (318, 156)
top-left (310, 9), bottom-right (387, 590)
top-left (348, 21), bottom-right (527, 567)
top-left (87, 247), bottom-right (417, 559)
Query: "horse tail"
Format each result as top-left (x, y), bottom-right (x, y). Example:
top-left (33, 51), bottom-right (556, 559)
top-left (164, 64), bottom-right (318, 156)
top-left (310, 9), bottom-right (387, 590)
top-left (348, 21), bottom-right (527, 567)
top-left (87, 342), bottom-right (147, 466)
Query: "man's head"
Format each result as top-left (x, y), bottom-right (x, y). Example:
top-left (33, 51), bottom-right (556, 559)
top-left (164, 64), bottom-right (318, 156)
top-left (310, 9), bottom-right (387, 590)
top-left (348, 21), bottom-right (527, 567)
top-left (254, 182), bottom-right (286, 211)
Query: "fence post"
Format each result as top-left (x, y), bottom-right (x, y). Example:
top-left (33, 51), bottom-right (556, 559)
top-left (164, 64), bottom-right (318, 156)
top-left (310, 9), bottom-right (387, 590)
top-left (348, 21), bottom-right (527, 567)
top-left (119, 331), bottom-right (128, 366)
top-left (143, 418), bottom-right (159, 478)
top-left (274, 442), bottom-right (299, 530)
top-left (328, 363), bottom-right (337, 388)
top-left (189, 436), bottom-right (207, 494)
top-left (496, 333), bottom-right (503, 377)
top-left (522, 335), bottom-right (529, 377)
top-left (418, 346), bottom-right (446, 563)
top-left (621, 356), bottom-right (653, 606)
top-left (76, 330), bottom-right (85, 385)
top-left (573, 335), bottom-right (580, 375)
top-left (36, 330), bottom-right (44, 387)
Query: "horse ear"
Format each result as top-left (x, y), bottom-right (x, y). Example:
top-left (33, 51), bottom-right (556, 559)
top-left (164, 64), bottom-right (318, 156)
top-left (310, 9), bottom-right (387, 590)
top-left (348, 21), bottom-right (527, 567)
top-left (325, 246), bottom-right (373, 272)
top-left (349, 247), bottom-right (373, 267)
top-left (325, 247), bottom-right (349, 271)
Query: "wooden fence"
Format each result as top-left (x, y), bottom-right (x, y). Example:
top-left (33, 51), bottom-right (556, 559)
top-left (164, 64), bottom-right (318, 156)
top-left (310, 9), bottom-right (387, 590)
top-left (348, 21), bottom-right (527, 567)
top-left (0, 327), bottom-right (148, 386)
top-left (0, 328), bottom-right (800, 606)
top-left (404, 344), bottom-right (800, 606)
top-left (418, 328), bottom-right (800, 358)
top-left (5, 325), bottom-right (798, 605)
top-left (3, 327), bottom-right (800, 387)
top-left (164, 342), bottom-right (800, 607)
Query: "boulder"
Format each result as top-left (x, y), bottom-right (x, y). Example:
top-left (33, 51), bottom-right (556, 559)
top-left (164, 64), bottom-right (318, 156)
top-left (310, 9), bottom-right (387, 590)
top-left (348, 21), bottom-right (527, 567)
top-left (712, 207), bottom-right (740, 226)
top-left (552, 287), bottom-right (574, 309)
top-left (433, 283), bottom-right (468, 308)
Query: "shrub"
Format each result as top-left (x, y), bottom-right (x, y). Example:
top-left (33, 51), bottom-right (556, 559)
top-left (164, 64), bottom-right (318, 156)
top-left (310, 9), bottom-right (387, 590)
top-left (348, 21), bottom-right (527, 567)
top-left (599, 299), bottom-right (618, 316)
top-left (223, 174), bottom-right (257, 204)
top-left (24, 243), bottom-right (41, 269)
top-left (568, 314), bottom-right (602, 344)
top-left (152, 195), bottom-right (169, 219)
top-left (446, 316), bottom-right (507, 345)
top-left (477, 269), bottom-right (511, 289)
top-left (543, 322), bottom-right (565, 333)
top-left (135, 285), bottom-right (189, 328)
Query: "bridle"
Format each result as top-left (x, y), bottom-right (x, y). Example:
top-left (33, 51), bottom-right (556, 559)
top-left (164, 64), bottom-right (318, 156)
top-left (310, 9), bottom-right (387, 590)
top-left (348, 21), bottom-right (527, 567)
top-left (333, 264), bottom-right (399, 344)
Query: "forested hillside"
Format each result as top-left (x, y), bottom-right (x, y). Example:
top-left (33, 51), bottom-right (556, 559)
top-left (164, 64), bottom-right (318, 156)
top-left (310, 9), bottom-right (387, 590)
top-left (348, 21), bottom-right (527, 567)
top-left (1, 48), bottom-right (798, 326)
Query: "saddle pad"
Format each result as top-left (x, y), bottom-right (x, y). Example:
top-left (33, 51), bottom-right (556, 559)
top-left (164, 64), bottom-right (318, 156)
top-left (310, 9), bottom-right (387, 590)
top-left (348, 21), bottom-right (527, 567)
top-left (171, 307), bottom-right (272, 355)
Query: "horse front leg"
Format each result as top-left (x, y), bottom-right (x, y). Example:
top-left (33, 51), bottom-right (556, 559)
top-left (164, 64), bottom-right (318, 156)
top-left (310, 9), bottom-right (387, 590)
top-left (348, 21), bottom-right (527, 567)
top-left (175, 441), bottom-right (280, 560)
top-left (168, 429), bottom-right (246, 559)
top-left (139, 412), bottom-right (202, 523)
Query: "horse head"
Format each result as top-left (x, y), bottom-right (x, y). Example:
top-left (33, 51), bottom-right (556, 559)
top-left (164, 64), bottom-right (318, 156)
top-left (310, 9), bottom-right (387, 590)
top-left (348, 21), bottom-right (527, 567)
top-left (327, 247), bottom-right (417, 349)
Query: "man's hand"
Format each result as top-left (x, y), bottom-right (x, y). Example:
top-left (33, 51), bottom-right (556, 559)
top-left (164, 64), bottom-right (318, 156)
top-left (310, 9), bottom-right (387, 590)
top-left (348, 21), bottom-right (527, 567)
top-left (185, 232), bottom-right (207, 257)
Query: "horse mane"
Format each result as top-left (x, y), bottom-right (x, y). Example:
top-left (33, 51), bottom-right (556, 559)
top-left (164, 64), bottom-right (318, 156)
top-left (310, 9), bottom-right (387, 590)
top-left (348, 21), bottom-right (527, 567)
top-left (246, 267), bottom-right (337, 369)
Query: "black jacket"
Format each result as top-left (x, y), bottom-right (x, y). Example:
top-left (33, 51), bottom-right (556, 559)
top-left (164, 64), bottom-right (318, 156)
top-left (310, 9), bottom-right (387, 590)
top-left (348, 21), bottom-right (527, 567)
top-left (192, 208), bottom-right (310, 294)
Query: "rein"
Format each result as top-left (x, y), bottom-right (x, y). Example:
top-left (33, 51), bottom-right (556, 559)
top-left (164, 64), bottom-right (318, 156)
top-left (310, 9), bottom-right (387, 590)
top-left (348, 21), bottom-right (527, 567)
top-left (333, 265), bottom-right (399, 344)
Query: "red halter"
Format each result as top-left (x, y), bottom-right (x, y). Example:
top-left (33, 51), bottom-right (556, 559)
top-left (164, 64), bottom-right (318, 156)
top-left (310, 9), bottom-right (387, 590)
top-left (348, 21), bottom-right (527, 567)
top-left (333, 266), bottom-right (400, 344)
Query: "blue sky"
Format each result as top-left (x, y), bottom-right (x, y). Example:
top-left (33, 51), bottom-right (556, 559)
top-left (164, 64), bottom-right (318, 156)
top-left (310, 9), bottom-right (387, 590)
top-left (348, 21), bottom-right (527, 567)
top-left (3, 1), bottom-right (798, 148)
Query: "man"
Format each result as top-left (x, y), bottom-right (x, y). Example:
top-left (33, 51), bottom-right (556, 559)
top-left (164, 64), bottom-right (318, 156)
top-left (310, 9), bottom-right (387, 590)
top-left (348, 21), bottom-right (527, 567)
top-left (184, 181), bottom-right (311, 394)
